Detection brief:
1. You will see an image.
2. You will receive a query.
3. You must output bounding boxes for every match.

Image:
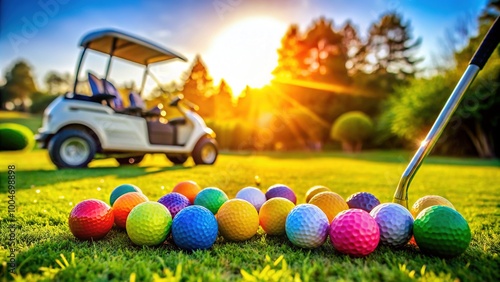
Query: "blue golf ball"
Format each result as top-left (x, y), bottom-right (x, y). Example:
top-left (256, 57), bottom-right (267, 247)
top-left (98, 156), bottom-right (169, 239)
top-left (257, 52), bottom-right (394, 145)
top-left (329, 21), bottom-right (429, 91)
top-left (285, 204), bottom-right (329, 248)
top-left (370, 203), bottom-right (413, 247)
top-left (346, 192), bottom-right (380, 212)
top-left (171, 206), bottom-right (218, 250)
top-left (158, 192), bottom-right (191, 218)
top-left (235, 187), bottom-right (266, 212)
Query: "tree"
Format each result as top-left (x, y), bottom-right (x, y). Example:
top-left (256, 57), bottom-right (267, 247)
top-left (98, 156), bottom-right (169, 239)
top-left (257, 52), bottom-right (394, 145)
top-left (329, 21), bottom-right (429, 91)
top-left (1, 60), bottom-right (38, 111)
top-left (213, 79), bottom-right (234, 119)
top-left (45, 71), bottom-right (71, 94)
top-left (341, 20), bottom-right (363, 74)
top-left (273, 24), bottom-right (308, 80)
top-left (356, 12), bottom-right (422, 84)
top-left (181, 55), bottom-right (214, 118)
top-left (302, 17), bottom-right (350, 84)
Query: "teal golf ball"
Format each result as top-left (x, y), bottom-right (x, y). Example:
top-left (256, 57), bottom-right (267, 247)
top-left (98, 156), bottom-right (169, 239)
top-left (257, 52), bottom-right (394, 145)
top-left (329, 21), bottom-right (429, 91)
top-left (285, 204), bottom-right (329, 248)
top-left (126, 202), bottom-right (172, 246)
top-left (413, 206), bottom-right (471, 257)
top-left (172, 206), bottom-right (218, 250)
top-left (194, 187), bottom-right (228, 214)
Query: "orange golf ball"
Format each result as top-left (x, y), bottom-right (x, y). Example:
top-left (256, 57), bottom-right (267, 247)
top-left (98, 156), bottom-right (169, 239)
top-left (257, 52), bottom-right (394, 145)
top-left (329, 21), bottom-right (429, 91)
top-left (113, 192), bottom-right (149, 228)
top-left (172, 181), bottom-right (201, 204)
top-left (309, 191), bottom-right (348, 223)
top-left (305, 185), bottom-right (331, 203)
top-left (259, 197), bottom-right (295, 235)
top-left (217, 199), bottom-right (259, 241)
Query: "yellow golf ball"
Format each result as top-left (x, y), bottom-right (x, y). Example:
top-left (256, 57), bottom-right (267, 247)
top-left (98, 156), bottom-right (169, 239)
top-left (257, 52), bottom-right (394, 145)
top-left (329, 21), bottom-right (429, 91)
top-left (411, 195), bottom-right (455, 218)
top-left (217, 199), bottom-right (259, 241)
top-left (259, 197), bottom-right (295, 235)
top-left (305, 185), bottom-right (331, 203)
top-left (309, 191), bottom-right (348, 223)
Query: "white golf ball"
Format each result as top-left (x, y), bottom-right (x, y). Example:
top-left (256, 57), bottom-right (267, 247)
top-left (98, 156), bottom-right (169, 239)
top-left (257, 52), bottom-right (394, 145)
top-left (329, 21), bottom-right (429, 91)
top-left (370, 203), bottom-right (413, 247)
top-left (235, 187), bottom-right (266, 212)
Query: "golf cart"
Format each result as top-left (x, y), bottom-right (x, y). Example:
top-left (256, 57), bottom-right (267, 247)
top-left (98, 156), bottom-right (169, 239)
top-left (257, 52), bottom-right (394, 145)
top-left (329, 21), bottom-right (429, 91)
top-left (35, 29), bottom-right (218, 168)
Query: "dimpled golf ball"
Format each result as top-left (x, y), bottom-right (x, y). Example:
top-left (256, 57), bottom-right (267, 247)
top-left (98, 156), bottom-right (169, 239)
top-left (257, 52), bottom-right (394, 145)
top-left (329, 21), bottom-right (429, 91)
top-left (158, 192), bottom-right (190, 218)
top-left (305, 185), bottom-right (331, 203)
top-left (217, 199), bottom-right (259, 241)
top-left (172, 180), bottom-right (201, 204)
top-left (194, 187), bottom-right (229, 214)
top-left (109, 184), bottom-right (142, 206)
top-left (259, 197), bottom-right (295, 235)
top-left (285, 204), bottom-right (329, 248)
top-left (172, 206), bottom-right (218, 250)
top-left (346, 192), bottom-right (380, 212)
top-left (266, 184), bottom-right (297, 204)
top-left (330, 209), bottom-right (380, 257)
top-left (309, 192), bottom-right (349, 223)
top-left (113, 192), bottom-right (149, 228)
top-left (68, 199), bottom-right (114, 240)
top-left (235, 187), bottom-right (266, 212)
top-left (370, 203), bottom-right (413, 247)
top-left (413, 206), bottom-right (471, 257)
top-left (126, 202), bottom-right (172, 246)
top-left (411, 195), bottom-right (455, 218)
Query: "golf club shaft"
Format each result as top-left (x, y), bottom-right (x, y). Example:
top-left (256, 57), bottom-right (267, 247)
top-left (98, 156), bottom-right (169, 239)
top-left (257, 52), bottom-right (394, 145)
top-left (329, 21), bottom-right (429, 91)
top-left (393, 16), bottom-right (500, 208)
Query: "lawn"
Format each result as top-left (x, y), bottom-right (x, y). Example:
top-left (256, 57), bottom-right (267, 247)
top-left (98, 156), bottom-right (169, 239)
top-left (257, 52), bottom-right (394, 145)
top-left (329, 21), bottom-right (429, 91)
top-left (0, 148), bottom-right (499, 281)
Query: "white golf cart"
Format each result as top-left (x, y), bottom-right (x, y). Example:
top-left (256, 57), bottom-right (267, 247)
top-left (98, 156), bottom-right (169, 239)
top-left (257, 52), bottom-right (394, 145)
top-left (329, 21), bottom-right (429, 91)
top-left (35, 29), bottom-right (218, 168)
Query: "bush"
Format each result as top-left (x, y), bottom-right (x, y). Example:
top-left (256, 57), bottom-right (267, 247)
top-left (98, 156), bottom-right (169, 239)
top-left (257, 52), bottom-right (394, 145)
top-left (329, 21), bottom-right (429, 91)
top-left (330, 111), bottom-right (374, 153)
top-left (0, 123), bottom-right (35, 151)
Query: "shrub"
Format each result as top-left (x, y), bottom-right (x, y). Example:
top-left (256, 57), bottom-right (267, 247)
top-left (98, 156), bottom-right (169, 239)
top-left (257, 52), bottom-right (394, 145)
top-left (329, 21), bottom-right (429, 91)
top-left (330, 111), bottom-right (374, 153)
top-left (0, 123), bottom-right (35, 151)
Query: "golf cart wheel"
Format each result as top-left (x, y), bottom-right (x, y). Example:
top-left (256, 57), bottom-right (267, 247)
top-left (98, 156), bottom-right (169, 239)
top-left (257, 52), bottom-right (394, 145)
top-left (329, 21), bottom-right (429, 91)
top-left (48, 129), bottom-right (96, 169)
top-left (192, 137), bottom-right (218, 165)
top-left (116, 155), bottom-right (144, 165)
top-left (166, 154), bottom-right (189, 165)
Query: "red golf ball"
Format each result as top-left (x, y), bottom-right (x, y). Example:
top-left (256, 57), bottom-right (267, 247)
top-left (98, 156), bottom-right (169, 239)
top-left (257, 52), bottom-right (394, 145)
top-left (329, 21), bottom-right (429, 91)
top-left (68, 199), bottom-right (114, 240)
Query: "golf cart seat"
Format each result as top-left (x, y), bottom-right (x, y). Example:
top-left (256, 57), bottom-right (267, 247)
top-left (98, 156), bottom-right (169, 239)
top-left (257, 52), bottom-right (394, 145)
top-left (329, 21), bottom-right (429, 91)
top-left (128, 92), bottom-right (163, 118)
top-left (88, 72), bottom-right (126, 110)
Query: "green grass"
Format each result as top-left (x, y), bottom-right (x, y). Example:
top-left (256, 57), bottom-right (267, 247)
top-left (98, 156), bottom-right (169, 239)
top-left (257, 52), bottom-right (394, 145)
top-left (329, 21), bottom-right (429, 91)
top-left (0, 149), bottom-right (499, 281)
top-left (0, 111), bottom-right (42, 134)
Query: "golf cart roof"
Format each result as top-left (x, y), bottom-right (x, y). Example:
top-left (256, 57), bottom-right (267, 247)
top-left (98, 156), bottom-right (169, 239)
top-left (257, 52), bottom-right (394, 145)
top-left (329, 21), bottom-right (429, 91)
top-left (79, 29), bottom-right (187, 65)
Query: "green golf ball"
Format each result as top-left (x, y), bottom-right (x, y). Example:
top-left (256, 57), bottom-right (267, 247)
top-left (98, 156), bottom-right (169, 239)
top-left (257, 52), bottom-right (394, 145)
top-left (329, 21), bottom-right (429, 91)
top-left (413, 205), bottom-right (471, 257)
top-left (126, 202), bottom-right (172, 246)
top-left (194, 187), bottom-right (228, 214)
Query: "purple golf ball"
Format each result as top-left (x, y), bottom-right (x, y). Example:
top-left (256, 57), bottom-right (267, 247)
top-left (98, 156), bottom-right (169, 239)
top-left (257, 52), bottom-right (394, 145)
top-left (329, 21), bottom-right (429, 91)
top-left (370, 203), bottom-right (413, 247)
top-left (266, 184), bottom-right (297, 204)
top-left (158, 192), bottom-right (190, 218)
top-left (346, 192), bottom-right (380, 212)
top-left (236, 187), bottom-right (266, 212)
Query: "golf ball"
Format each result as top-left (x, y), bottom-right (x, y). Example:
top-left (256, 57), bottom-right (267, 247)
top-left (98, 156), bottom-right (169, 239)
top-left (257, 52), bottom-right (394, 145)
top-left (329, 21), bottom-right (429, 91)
top-left (109, 184), bottom-right (141, 206)
top-left (413, 206), bottom-right (471, 257)
top-left (305, 185), bottom-right (330, 203)
top-left (259, 197), bottom-right (295, 235)
top-left (266, 184), bottom-right (297, 204)
top-left (172, 180), bottom-right (201, 204)
top-left (330, 209), bottom-right (380, 257)
top-left (346, 192), bottom-right (380, 212)
top-left (285, 204), bottom-right (329, 248)
top-left (68, 199), bottom-right (114, 240)
top-left (172, 206), bottom-right (218, 250)
top-left (309, 192), bottom-right (349, 223)
top-left (194, 187), bottom-right (228, 214)
top-left (158, 192), bottom-right (190, 218)
top-left (126, 202), bottom-right (172, 246)
top-left (217, 199), bottom-right (259, 241)
top-left (370, 203), bottom-right (413, 247)
top-left (235, 187), bottom-right (266, 212)
top-left (411, 195), bottom-right (455, 218)
top-left (113, 192), bottom-right (149, 228)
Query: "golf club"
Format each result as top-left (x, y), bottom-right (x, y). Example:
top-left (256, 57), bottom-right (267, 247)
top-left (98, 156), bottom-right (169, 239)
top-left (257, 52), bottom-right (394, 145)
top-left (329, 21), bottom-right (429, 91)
top-left (393, 16), bottom-right (500, 208)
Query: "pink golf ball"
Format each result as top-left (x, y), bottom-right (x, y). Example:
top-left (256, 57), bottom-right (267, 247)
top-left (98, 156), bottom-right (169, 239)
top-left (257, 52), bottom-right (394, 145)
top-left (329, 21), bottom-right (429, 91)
top-left (329, 209), bottom-right (380, 257)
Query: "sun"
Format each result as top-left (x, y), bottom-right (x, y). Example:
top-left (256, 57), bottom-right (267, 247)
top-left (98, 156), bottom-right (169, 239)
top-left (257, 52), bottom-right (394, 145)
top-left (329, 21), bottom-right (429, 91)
top-left (205, 17), bottom-right (287, 96)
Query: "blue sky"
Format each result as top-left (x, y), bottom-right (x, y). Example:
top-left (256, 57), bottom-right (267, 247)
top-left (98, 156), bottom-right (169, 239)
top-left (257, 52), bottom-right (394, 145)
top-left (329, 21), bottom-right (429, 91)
top-left (0, 0), bottom-right (489, 94)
